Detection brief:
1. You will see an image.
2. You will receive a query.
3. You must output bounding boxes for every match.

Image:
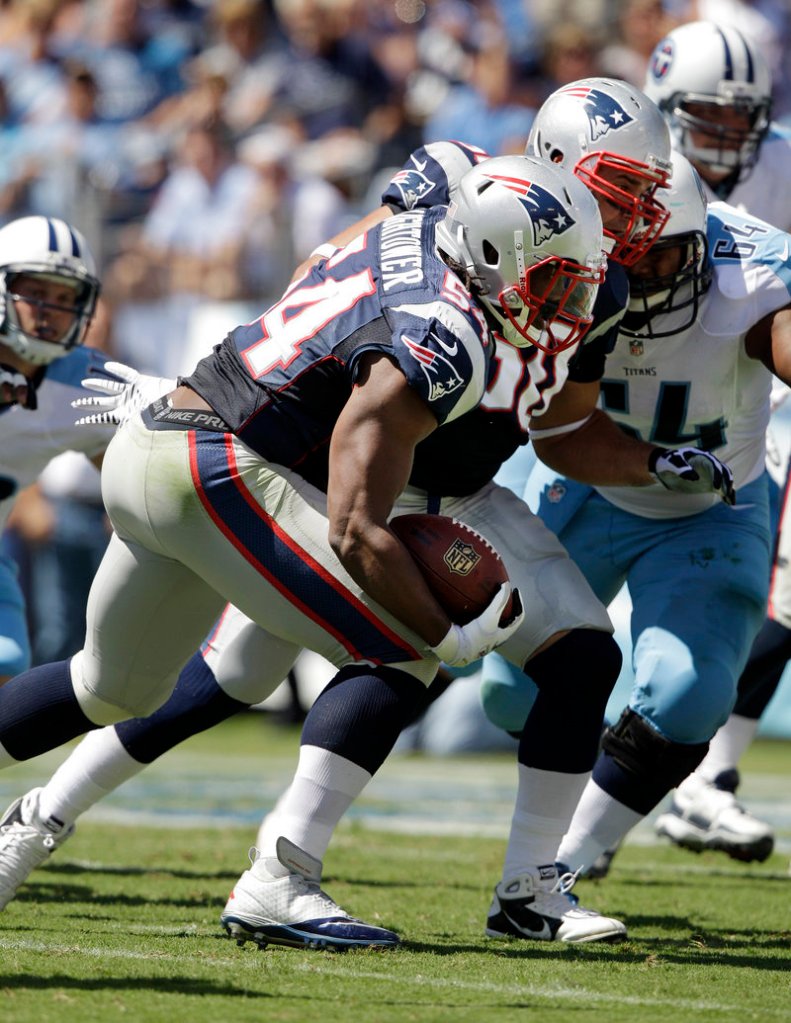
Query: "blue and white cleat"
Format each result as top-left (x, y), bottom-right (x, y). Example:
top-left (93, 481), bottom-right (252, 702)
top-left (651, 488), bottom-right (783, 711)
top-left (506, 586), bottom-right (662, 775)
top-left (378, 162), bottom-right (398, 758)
top-left (221, 838), bottom-right (400, 951)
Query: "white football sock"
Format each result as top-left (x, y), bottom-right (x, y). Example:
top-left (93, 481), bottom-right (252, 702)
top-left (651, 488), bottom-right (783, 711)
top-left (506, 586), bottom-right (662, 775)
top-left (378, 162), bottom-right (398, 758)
top-left (35, 728), bottom-right (145, 828)
top-left (690, 714), bottom-right (759, 785)
top-left (556, 779), bottom-right (642, 873)
top-left (255, 744), bottom-right (372, 876)
top-left (501, 765), bottom-right (590, 880)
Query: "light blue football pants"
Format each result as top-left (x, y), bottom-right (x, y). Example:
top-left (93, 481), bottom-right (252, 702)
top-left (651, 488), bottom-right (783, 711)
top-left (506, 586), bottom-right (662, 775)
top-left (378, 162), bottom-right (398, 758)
top-left (481, 463), bottom-right (772, 744)
top-left (0, 552), bottom-right (31, 677)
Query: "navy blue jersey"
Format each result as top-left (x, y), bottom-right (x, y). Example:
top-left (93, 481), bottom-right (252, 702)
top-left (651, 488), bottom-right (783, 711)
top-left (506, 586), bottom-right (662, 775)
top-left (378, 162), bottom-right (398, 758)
top-left (184, 206), bottom-right (492, 491)
top-left (380, 141), bottom-right (629, 495)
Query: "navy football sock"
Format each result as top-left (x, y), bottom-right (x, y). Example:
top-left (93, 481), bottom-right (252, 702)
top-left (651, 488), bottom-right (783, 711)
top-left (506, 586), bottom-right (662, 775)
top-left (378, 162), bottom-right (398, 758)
top-left (115, 652), bottom-right (249, 763)
top-left (733, 618), bottom-right (791, 719)
top-left (520, 629), bottom-right (622, 774)
top-left (301, 665), bottom-right (426, 775)
top-left (0, 659), bottom-right (95, 760)
top-left (593, 708), bottom-right (708, 815)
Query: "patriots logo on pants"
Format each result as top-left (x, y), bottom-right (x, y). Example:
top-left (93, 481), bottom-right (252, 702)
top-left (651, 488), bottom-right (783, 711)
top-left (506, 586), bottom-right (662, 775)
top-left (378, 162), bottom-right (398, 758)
top-left (485, 173), bottom-right (575, 246)
top-left (560, 85), bottom-right (635, 141)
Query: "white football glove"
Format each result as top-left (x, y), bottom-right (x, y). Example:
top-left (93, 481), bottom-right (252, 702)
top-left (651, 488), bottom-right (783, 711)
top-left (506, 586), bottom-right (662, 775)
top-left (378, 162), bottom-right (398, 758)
top-left (648, 446), bottom-right (736, 506)
top-left (72, 361), bottom-right (177, 427)
top-left (431, 582), bottom-right (524, 668)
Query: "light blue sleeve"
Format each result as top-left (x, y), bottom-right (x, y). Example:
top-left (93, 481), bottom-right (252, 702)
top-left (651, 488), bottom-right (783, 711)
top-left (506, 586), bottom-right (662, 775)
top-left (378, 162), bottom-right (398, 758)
top-left (707, 203), bottom-right (791, 297)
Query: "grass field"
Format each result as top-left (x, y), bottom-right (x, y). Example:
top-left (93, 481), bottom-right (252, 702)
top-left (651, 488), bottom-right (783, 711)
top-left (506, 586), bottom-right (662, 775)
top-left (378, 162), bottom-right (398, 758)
top-left (0, 714), bottom-right (789, 1023)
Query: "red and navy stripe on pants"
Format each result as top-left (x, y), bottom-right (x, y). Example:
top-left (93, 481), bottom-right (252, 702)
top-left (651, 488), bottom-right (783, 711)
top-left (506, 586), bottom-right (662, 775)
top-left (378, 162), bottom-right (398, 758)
top-left (189, 431), bottom-right (422, 666)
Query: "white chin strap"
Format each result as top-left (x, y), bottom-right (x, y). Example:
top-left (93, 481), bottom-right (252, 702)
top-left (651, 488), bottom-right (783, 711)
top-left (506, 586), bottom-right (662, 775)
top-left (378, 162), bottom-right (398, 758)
top-left (627, 287), bottom-right (671, 313)
top-left (5, 323), bottom-right (68, 366)
top-left (501, 318), bottom-right (547, 350)
top-left (688, 142), bottom-right (743, 175)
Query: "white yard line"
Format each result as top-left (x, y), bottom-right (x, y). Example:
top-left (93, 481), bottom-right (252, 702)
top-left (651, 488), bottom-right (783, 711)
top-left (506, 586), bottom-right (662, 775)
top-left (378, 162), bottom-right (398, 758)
top-left (0, 936), bottom-right (787, 1016)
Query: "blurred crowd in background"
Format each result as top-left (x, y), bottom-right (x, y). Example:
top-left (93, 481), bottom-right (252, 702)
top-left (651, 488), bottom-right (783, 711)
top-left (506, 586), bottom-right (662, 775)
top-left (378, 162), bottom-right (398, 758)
top-left (0, 0), bottom-right (789, 372)
top-left (4, 0), bottom-right (791, 720)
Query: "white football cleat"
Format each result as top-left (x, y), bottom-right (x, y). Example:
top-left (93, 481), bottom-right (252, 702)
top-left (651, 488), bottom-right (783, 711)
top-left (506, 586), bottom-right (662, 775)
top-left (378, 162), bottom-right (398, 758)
top-left (655, 772), bottom-right (774, 863)
top-left (0, 788), bottom-right (74, 910)
top-left (485, 864), bottom-right (627, 943)
top-left (221, 837), bottom-right (400, 951)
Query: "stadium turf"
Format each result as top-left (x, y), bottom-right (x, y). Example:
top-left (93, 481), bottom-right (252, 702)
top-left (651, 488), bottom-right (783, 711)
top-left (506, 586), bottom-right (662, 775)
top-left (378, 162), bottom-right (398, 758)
top-left (0, 714), bottom-right (788, 1023)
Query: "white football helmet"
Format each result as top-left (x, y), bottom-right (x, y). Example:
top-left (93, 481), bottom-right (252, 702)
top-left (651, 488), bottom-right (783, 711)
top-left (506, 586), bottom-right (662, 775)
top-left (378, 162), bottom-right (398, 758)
top-left (0, 215), bottom-right (100, 366)
top-left (434, 154), bottom-right (606, 354)
top-left (526, 78), bottom-right (672, 266)
top-left (622, 151), bottom-right (712, 339)
top-left (644, 21), bottom-right (772, 184)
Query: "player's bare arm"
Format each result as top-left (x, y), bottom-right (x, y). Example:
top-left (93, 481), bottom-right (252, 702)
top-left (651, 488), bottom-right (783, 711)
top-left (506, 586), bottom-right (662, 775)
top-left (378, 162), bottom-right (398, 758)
top-left (290, 207), bottom-right (395, 283)
top-left (326, 351), bottom-right (453, 647)
top-left (745, 303), bottom-right (791, 384)
top-left (529, 379), bottom-right (658, 486)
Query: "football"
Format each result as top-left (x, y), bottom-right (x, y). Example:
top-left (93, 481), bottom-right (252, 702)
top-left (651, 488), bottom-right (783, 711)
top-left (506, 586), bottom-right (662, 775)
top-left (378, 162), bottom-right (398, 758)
top-left (390, 513), bottom-right (511, 625)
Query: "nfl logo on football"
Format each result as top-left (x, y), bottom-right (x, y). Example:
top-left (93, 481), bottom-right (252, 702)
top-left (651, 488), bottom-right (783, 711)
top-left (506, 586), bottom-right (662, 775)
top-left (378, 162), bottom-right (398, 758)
top-left (443, 539), bottom-right (481, 576)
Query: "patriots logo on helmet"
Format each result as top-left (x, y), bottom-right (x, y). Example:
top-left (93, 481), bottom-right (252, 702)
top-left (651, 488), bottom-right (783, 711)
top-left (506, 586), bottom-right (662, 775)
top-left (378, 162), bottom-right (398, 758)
top-left (400, 334), bottom-right (463, 401)
top-left (390, 169), bottom-right (436, 210)
top-left (561, 85), bottom-right (635, 141)
top-left (486, 174), bottom-right (575, 245)
top-left (650, 39), bottom-right (675, 81)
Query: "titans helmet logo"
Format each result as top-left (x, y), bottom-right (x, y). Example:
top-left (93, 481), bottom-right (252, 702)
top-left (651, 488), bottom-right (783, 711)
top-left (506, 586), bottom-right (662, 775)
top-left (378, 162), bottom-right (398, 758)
top-left (485, 173), bottom-right (575, 245)
top-left (561, 85), bottom-right (635, 141)
top-left (650, 39), bottom-right (675, 82)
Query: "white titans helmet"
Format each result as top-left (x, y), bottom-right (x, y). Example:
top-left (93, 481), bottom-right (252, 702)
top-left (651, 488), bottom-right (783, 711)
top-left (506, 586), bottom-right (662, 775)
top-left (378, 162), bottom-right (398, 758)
top-left (526, 77), bottom-right (672, 266)
top-left (0, 215), bottom-right (100, 366)
top-left (644, 21), bottom-right (772, 182)
top-left (622, 151), bottom-right (712, 339)
top-left (434, 154), bottom-right (606, 354)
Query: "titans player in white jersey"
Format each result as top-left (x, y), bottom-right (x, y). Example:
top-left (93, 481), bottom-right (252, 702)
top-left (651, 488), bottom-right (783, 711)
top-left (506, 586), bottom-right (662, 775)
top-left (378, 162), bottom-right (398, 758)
top-left (481, 150), bottom-right (791, 882)
top-left (0, 215), bottom-right (111, 684)
top-left (642, 19), bottom-right (791, 861)
top-left (0, 83), bottom-right (722, 949)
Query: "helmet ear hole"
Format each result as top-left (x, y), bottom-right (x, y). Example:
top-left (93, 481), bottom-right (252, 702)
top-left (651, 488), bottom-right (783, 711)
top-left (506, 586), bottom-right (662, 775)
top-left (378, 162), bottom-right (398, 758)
top-left (482, 239), bottom-right (499, 266)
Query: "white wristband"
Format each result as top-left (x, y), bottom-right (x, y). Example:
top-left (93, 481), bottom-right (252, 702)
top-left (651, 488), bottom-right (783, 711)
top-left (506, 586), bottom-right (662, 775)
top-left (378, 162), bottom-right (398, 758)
top-left (529, 413), bottom-right (592, 440)
top-left (310, 243), bottom-right (337, 260)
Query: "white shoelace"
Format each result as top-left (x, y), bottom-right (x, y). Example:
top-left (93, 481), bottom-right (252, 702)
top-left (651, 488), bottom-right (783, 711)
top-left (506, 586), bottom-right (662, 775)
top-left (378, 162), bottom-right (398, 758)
top-left (552, 867), bottom-right (581, 896)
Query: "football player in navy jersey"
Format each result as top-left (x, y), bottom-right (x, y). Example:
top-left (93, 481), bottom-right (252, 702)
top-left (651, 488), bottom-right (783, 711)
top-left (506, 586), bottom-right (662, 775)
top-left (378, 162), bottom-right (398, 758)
top-left (0, 155), bottom-right (622, 946)
top-left (0, 82), bottom-right (734, 950)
